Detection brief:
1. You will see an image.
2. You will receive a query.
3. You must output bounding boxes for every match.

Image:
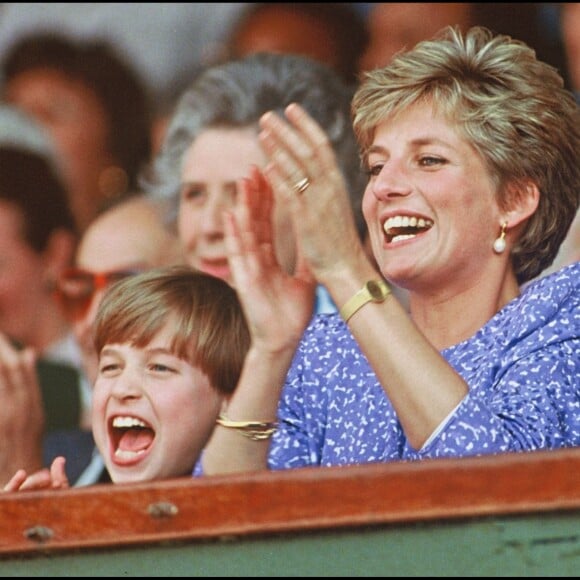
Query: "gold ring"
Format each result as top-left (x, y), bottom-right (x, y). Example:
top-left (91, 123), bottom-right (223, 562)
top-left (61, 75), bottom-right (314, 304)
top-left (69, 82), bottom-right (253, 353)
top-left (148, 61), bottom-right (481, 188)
top-left (293, 176), bottom-right (310, 194)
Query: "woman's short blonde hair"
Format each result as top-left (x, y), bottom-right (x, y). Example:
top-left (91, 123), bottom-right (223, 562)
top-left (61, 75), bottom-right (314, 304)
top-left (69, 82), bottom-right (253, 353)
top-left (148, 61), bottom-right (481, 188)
top-left (353, 26), bottom-right (580, 284)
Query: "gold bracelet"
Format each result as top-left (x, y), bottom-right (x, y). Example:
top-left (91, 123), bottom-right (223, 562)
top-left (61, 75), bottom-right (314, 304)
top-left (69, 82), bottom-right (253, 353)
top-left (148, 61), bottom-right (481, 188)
top-left (216, 413), bottom-right (277, 441)
top-left (340, 279), bottom-right (391, 323)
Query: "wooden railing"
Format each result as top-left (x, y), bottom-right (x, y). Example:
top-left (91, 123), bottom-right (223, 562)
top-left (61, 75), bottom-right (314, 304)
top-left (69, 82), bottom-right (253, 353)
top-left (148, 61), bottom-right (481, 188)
top-left (0, 446), bottom-right (578, 558)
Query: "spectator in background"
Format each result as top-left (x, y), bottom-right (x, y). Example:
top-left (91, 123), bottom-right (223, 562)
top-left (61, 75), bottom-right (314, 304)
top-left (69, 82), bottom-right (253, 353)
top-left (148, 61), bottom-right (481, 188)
top-left (0, 3), bottom-right (249, 163)
top-left (560, 3), bottom-right (580, 101)
top-left (224, 3), bottom-right (369, 86)
top-left (145, 52), bottom-right (370, 315)
top-left (0, 104), bottom-right (88, 486)
top-left (0, 32), bottom-right (152, 232)
top-left (358, 3), bottom-right (565, 77)
top-left (359, 3), bottom-right (474, 72)
top-left (535, 2), bottom-right (579, 278)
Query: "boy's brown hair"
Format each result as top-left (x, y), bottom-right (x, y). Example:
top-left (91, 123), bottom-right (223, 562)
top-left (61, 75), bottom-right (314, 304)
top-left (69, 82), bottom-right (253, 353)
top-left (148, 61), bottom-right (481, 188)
top-left (93, 265), bottom-right (250, 395)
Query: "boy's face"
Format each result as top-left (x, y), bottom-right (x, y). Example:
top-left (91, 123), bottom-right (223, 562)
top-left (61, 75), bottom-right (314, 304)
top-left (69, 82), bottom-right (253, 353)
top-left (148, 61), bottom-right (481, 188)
top-left (92, 321), bottom-right (223, 483)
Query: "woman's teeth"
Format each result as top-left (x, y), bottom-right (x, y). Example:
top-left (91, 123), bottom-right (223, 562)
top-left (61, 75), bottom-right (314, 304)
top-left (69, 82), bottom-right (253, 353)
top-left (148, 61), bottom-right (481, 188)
top-left (383, 215), bottom-right (433, 243)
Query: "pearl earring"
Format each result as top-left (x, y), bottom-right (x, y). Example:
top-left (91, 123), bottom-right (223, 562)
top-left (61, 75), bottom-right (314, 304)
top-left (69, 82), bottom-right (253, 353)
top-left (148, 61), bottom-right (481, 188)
top-left (493, 221), bottom-right (508, 254)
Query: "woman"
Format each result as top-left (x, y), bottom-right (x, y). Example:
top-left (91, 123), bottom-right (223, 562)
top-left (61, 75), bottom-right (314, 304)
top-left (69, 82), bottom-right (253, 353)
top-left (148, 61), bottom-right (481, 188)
top-left (200, 26), bottom-right (579, 474)
top-left (146, 52), bottom-right (369, 314)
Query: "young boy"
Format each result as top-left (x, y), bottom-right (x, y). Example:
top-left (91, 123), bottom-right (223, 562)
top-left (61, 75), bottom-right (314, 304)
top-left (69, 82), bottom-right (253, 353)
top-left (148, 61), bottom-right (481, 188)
top-left (4, 265), bottom-right (250, 490)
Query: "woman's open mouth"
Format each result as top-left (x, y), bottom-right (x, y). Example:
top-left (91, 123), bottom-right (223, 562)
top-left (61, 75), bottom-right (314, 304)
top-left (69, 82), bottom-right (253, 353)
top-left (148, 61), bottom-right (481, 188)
top-left (383, 215), bottom-right (434, 244)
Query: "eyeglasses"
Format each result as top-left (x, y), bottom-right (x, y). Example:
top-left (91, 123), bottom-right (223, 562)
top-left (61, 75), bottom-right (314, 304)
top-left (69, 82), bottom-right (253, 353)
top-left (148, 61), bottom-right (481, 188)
top-left (55, 267), bottom-right (140, 321)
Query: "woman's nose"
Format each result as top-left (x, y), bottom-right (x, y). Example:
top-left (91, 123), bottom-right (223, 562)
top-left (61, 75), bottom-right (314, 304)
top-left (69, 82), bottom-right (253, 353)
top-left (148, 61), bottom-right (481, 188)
top-left (371, 161), bottom-right (413, 200)
top-left (200, 193), bottom-right (230, 235)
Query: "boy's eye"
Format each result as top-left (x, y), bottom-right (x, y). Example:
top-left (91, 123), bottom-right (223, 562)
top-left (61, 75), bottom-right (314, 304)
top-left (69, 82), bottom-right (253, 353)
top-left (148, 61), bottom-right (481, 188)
top-left (99, 363), bottom-right (120, 374)
top-left (149, 363), bottom-right (175, 373)
top-left (151, 363), bottom-right (168, 371)
top-left (365, 163), bottom-right (384, 178)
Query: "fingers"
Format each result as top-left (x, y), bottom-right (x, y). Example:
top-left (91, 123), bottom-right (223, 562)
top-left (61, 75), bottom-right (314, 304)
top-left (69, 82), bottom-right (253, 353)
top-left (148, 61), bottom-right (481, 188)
top-left (284, 103), bottom-right (338, 171)
top-left (0, 332), bottom-right (38, 395)
top-left (0, 333), bottom-right (24, 393)
top-left (258, 103), bottom-right (337, 186)
top-left (259, 115), bottom-right (309, 199)
top-left (250, 167), bottom-right (277, 269)
top-left (257, 104), bottom-right (364, 283)
top-left (252, 167), bottom-right (275, 248)
top-left (4, 468), bottom-right (52, 492)
top-left (1, 457), bottom-right (69, 493)
top-left (2, 469), bottom-right (28, 492)
top-left (49, 456), bottom-right (70, 490)
top-left (0, 332), bottom-right (45, 447)
top-left (225, 166), bottom-right (277, 291)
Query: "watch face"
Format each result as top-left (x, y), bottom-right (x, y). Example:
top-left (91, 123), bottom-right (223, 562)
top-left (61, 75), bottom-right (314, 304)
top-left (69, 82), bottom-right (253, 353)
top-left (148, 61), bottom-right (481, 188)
top-left (367, 280), bottom-right (385, 300)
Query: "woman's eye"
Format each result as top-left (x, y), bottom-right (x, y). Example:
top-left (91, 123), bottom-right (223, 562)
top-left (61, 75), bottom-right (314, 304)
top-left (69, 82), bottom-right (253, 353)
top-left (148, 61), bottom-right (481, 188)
top-left (419, 156), bottom-right (446, 167)
top-left (180, 184), bottom-right (205, 202)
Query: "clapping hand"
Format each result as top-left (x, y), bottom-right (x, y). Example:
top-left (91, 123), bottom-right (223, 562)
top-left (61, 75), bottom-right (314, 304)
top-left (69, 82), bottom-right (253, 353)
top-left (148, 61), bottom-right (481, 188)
top-left (0, 332), bottom-right (45, 487)
top-left (225, 165), bottom-right (317, 354)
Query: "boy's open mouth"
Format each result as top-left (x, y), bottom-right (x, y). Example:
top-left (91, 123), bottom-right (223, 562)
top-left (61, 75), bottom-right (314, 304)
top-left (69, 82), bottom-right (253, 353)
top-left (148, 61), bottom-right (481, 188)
top-left (109, 415), bottom-right (155, 461)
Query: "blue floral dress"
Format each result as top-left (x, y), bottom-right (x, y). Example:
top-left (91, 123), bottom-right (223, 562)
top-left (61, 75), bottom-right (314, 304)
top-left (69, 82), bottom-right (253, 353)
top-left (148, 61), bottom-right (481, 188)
top-left (268, 262), bottom-right (580, 469)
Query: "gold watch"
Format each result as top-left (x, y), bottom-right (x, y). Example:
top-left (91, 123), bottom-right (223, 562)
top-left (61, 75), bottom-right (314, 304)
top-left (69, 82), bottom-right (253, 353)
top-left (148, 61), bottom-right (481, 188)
top-left (339, 279), bottom-right (391, 323)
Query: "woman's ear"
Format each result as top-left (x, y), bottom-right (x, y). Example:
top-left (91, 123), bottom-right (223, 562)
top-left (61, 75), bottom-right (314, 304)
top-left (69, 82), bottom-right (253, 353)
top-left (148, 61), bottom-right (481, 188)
top-left (502, 179), bottom-right (540, 229)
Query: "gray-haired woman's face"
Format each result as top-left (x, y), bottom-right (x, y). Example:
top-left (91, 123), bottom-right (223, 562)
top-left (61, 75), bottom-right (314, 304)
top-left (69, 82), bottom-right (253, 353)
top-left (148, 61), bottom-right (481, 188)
top-left (178, 126), bottom-right (297, 285)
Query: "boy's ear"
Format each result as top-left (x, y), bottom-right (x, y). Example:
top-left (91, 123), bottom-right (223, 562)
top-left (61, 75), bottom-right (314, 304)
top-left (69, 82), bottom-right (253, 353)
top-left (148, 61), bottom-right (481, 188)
top-left (502, 179), bottom-right (540, 228)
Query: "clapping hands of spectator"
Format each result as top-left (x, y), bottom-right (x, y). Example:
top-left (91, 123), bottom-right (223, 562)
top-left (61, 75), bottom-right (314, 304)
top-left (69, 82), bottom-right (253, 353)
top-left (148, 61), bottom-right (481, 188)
top-left (0, 332), bottom-right (45, 486)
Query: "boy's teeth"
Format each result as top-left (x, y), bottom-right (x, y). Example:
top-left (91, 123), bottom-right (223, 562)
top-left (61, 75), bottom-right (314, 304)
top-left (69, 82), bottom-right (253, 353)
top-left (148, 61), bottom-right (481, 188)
top-left (113, 416), bottom-right (147, 428)
top-left (115, 448), bottom-right (147, 459)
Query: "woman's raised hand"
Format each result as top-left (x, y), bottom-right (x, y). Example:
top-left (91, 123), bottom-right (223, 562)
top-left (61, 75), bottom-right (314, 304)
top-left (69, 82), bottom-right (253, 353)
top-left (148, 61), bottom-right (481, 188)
top-left (259, 103), bottom-right (369, 287)
top-left (225, 165), bottom-right (316, 355)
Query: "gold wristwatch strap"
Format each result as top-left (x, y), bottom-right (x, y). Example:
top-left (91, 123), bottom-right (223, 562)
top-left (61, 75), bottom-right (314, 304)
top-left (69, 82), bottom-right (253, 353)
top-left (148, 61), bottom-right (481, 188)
top-left (339, 279), bottom-right (391, 323)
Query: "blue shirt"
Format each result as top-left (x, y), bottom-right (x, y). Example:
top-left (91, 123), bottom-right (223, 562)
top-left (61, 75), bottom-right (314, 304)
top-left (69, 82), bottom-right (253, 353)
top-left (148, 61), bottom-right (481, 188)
top-left (269, 262), bottom-right (579, 469)
top-left (314, 284), bottom-right (337, 315)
